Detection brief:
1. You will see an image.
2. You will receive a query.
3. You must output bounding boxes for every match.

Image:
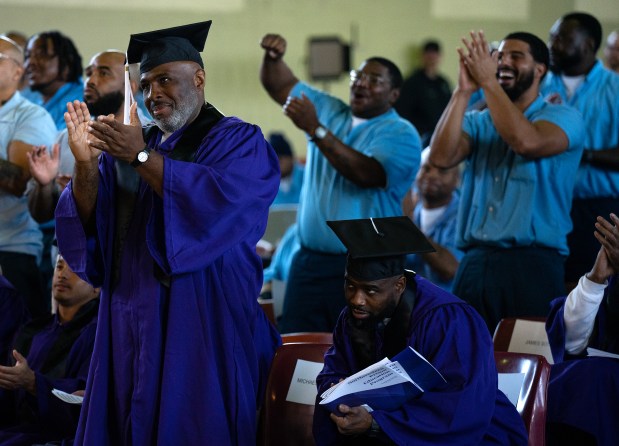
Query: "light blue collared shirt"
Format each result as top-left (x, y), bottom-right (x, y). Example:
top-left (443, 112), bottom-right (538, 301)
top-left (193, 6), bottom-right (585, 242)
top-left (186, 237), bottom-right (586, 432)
top-left (459, 95), bottom-right (585, 255)
top-left (0, 91), bottom-right (57, 261)
top-left (541, 61), bottom-right (619, 199)
top-left (290, 81), bottom-right (421, 253)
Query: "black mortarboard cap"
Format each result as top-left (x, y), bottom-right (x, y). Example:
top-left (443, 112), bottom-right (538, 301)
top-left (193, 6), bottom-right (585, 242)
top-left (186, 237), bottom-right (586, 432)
top-left (127, 20), bottom-right (212, 74)
top-left (327, 217), bottom-right (435, 281)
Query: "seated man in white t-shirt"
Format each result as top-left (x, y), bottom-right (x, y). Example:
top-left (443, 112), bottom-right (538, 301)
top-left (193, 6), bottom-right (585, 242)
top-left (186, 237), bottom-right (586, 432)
top-left (404, 148), bottom-right (463, 292)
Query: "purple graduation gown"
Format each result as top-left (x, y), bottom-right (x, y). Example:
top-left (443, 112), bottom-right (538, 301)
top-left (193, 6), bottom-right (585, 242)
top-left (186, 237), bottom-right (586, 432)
top-left (55, 116), bottom-right (282, 445)
top-left (0, 276), bottom-right (29, 366)
top-left (0, 302), bottom-right (97, 445)
top-left (314, 276), bottom-right (528, 445)
top-left (545, 277), bottom-right (619, 444)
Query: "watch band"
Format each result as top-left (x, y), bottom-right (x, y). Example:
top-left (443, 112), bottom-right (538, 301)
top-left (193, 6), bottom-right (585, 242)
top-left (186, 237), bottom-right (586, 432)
top-left (311, 125), bottom-right (328, 142)
top-left (131, 147), bottom-right (151, 168)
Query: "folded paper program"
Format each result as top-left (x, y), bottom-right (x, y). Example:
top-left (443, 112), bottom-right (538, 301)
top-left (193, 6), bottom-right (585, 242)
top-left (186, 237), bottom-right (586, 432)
top-left (319, 346), bottom-right (446, 413)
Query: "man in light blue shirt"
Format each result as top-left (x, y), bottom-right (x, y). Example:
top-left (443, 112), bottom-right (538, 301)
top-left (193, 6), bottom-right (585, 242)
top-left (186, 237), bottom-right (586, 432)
top-left (268, 132), bottom-right (304, 207)
top-left (406, 148), bottom-right (463, 292)
top-left (23, 31), bottom-right (83, 130)
top-left (542, 12), bottom-right (619, 287)
top-left (260, 34), bottom-right (421, 333)
top-left (0, 36), bottom-right (57, 318)
top-left (430, 31), bottom-right (584, 331)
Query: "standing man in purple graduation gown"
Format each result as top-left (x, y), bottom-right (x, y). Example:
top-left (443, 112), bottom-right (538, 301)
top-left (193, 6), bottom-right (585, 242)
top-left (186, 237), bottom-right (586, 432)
top-left (55, 20), bottom-right (281, 445)
top-left (313, 217), bottom-right (527, 445)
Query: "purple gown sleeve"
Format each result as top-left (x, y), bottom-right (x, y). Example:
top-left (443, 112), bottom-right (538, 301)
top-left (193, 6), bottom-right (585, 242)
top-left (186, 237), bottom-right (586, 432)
top-left (546, 296), bottom-right (570, 363)
top-left (30, 323), bottom-right (97, 435)
top-left (55, 154), bottom-right (116, 287)
top-left (148, 119), bottom-right (279, 275)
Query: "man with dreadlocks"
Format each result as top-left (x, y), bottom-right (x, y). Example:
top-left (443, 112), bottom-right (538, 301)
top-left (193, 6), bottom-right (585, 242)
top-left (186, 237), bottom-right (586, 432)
top-left (23, 31), bottom-right (83, 130)
top-left (22, 31), bottom-right (84, 306)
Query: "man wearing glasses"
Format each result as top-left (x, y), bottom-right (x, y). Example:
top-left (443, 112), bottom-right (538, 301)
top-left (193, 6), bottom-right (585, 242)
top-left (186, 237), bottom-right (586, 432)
top-left (0, 36), bottom-right (56, 319)
top-left (22, 31), bottom-right (83, 131)
top-left (260, 34), bottom-right (421, 333)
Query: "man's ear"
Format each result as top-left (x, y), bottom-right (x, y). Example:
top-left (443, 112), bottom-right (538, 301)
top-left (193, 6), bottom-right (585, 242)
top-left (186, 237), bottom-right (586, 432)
top-left (534, 62), bottom-right (547, 81)
top-left (584, 35), bottom-right (597, 56)
top-left (12, 64), bottom-right (24, 84)
top-left (395, 274), bottom-right (407, 295)
top-left (389, 88), bottom-right (401, 106)
top-left (194, 68), bottom-right (205, 89)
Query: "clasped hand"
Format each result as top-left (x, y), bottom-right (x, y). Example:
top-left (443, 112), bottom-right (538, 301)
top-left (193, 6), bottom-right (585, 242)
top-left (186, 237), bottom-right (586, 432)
top-left (283, 93), bottom-right (320, 134)
top-left (329, 404), bottom-right (373, 436)
top-left (64, 100), bottom-right (143, 164)
top-left (457, 30), bottom-right (498, 92)
top-left (590, 214), bottom-right (619, 281)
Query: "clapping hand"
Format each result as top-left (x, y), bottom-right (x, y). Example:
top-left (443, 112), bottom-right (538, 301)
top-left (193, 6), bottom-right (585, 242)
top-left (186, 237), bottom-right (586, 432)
top-left (595, 214), bottom-right (619, 271)
top-left (0, 350), bottom-right (36, 395)
top-left (457, 30), bottom-right (497, 92)
top-left (64, 100), bottom-right (102, 163)
top-left (26, 143), bottom-right (60, 186)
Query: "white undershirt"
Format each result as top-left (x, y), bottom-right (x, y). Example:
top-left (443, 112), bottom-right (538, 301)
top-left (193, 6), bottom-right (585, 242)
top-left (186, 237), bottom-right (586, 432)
top-left (351, 116), bottom-right (368, 129)
top-left (419, 205), bottom-right (447, 234)
top-left (563, 274), bottom-right (608, 354)
top-left (560, 74), bottom-right (585, 100)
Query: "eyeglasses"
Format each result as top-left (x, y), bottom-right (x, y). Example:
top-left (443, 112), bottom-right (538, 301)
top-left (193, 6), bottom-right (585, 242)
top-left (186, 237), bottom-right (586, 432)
top-left (349, 70), bottom-right (387, 87)
top-left (0, 53), bottom-right (21, 66)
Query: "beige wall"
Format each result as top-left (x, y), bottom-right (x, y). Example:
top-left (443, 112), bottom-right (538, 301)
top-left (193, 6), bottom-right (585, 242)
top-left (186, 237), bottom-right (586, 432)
top-left (3, 0), bottom-right (618, 156)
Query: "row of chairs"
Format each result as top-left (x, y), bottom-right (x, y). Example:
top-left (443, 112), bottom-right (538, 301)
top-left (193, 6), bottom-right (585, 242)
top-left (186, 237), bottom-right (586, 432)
top-left (257, 319), bottom-right (552, 446)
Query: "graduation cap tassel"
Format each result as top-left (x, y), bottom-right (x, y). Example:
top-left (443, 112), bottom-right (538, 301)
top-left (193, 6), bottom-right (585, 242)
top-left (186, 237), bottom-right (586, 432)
top-left (123, 57), bottom-right (132, 125)
top-left (370, 218), bottom-right (385, 237)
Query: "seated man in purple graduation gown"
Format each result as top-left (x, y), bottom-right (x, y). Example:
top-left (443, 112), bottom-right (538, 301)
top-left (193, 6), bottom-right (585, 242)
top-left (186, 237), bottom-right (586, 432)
top-left (545, 213), bottom-right (619, 446)
top-left (55, 20), bottom-right (281, 446)
top-left (313, 217), bottom-right (527, 445)
top-left (0, 253), bottom-right (99, 446)
top-left (0, 275), bottom-right (29, 367)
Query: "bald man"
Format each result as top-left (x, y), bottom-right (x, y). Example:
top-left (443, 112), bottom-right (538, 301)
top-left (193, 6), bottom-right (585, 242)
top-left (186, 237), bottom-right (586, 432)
top-left (0, 36), bottom-right (57, 318)
top-left (604, 30), bottom-right (619, 73)
top-left (28, 50), bottom-right (129, 223)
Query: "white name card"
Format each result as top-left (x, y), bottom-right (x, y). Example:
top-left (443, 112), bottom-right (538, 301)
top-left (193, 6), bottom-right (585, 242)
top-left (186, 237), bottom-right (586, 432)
top-left (508, 319), bottom-right (553, 364)
top-left (285, 359), bottom-right (324, 405)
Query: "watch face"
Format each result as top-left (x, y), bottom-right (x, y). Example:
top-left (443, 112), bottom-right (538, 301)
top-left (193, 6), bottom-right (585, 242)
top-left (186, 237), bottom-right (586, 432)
top-left (137, 151), bottom-right (149, 163)
top-left (315, 126), bottom-right (328, 139)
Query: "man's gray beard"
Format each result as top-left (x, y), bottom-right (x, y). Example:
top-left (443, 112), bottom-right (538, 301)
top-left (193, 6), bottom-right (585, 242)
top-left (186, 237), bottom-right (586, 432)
top-left (155, 91), bottom-right (202, 134)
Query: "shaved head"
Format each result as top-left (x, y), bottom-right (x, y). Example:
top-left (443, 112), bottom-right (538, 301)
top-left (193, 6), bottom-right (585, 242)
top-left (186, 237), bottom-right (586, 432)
top-left (0, 36), bottom-right (25, 65)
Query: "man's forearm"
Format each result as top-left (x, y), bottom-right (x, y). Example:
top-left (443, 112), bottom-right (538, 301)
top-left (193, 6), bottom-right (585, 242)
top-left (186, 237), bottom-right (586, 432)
top-left (28, 181), bottom-right (58, 223)
top-left (313, 132), bottom-right (386, 188)
top-left (0, 158), bottom-right (28, 196)
top-left (482, 82), bottom-right (567, 158)
top-left (420, 243), bottom-right (459, 282)
top-left (72, 159), bottom-right (100, 229)
top-left (430, 89), bottom-right (471, 168)
top-left (260, 56), bottom-right (298, 106)
top-left (564, 274), bottom-right (606, 354)
top-left (582, 147), bottom-right (619, 171)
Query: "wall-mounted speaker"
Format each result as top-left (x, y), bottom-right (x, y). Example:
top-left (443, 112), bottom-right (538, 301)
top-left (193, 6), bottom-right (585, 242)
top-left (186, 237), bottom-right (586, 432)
top-left (308, 37), bottom-right (350, 81)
